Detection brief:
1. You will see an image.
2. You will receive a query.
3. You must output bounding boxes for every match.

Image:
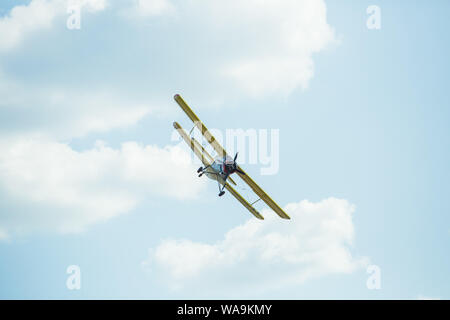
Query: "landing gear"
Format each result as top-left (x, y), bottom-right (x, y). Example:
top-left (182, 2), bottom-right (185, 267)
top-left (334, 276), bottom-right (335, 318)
top-left (199, 165), bottom-right (228, 197)
top-left (197, 165), bottom-right (210, 177)
top-left (217, 174), bottom-right (229, 197)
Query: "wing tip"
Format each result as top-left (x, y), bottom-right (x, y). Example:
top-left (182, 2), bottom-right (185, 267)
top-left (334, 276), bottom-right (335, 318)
top-left (280, 211), bottom-right (291, 220)
top-left (173, 121), bottom-right (181, 129)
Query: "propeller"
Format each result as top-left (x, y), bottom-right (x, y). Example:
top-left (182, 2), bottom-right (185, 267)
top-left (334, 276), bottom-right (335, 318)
top-left (223, 152), bottom-right (246, 175)
top-left (232, 152), bottom-right (245, 175)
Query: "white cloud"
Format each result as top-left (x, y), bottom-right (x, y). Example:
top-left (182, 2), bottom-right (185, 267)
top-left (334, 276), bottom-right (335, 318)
top-left (0, 227), bottom-right (8, 241)
top-left (0, 0), bottom-right (336, 141)
top-left (209, 0), bottom-right (336, 97)
top-left (0, 76), bottom-right (153, 138)
top-left (222, 56), bottom-right (314, 97)
top-left (0, 137), bottom-right (205, 237)
top-left (0, 0), bottom-right (107, 52)
top-left (127, 0), bottom-right (336, 97)
top-left (143, 198), bottom-right (368, 295)
top-left (0, 0), bottom-right (60, 51)
top-left (78, 0), bottom-right (108, 12)
top-left (0, 0), bottom-right (337, 239)
top-left (135, 0), bottom-right (175, 16)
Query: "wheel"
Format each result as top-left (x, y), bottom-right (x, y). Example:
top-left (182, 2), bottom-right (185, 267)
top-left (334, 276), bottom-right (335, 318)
top-left (219, 191), bottom-right (225, 197)
top-left (197, 167), bottom-right (203, 173)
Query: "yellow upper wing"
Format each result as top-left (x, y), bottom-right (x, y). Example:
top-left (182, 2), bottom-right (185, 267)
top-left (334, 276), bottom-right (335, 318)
top-left (174, 94), bottom-right (290, 220)
top-left (224, 183), bottom-right (264, 220)
top-left (174, 94), bottom-right (227, 158)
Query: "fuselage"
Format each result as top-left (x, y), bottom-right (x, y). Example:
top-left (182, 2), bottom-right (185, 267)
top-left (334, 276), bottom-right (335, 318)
top-left (204, 156), bottom-right (236, 184)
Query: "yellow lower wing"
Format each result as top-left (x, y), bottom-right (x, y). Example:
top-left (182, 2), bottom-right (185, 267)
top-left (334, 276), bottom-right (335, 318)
top-left (173, 121), bottom-right (210, 167)
top-left (224, 183), bottom-right (264, 220)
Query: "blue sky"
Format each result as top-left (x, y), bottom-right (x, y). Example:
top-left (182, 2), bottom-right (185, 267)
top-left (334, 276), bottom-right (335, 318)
top-left (0, 0), bottom-right (449, 299)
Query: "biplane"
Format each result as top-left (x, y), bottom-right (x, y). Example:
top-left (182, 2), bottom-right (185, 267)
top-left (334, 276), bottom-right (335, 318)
top-left (173, 94), bottom-right (290, 220)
